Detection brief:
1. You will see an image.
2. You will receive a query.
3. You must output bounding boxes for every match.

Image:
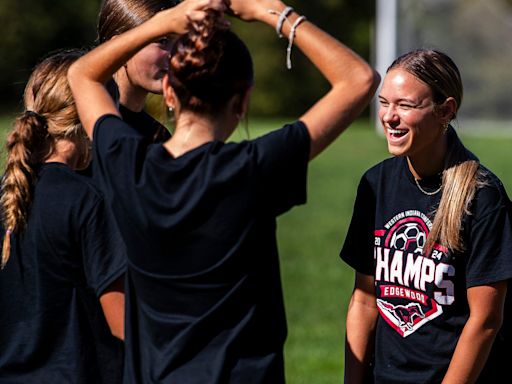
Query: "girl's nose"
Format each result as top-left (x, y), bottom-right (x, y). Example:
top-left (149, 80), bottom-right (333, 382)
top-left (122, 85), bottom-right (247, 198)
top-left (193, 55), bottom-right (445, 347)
top-left (380, 103), bottom-right (399, 126)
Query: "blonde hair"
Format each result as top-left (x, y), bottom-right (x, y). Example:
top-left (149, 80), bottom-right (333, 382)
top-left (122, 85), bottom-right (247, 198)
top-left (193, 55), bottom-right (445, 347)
top-left (1, 49), bottom-right (89, 268)
top-left (425, 130), bottom-right (486, 253)
top-left (389, 49), bottom-right (484, 254)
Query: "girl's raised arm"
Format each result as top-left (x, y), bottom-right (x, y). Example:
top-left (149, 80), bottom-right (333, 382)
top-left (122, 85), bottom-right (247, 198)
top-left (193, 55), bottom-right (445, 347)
top-left (229, 0), bottom-right (380, 159)
top-left (68, 0), bottom-right (226, 139)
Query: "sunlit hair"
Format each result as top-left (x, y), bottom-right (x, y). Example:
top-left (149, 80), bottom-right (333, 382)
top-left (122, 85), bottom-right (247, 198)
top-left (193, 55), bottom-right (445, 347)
top-left (167, 11), bottom-right (254, 115)
top-left (389, 49), bottom-right (485, 253)
top-left (97, 0), bottom-right (179, 43)
top-left (1, 49), bottom-right (89, 268)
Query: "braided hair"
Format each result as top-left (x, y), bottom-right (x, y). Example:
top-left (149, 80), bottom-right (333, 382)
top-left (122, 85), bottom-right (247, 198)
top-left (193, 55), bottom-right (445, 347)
top-left (1, 49), bottom-right (89, 268)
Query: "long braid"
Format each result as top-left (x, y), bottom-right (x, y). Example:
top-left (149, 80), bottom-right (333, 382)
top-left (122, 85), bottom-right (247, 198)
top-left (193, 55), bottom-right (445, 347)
top-left (1, 112), bottom-right (49, 267)
top-left (0, 49), bottom-right (87, 268)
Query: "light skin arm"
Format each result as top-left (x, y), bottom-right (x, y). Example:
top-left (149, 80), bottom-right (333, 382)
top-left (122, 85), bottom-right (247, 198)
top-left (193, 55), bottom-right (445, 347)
top-left (99, 275), bottom-right (125, 341)
top-left (345, 272), bottom-right (378, 384)
top-left (228, 0), bottom-right (380, 160)
top-left (442, 281), bottom-right (507, 384)
top-left (68, 0), bottom-right (227, 139)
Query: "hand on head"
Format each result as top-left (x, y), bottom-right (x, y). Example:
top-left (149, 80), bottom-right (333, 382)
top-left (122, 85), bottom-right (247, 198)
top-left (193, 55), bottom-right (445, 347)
top-left (160, 0), bottom-right (228, 35)
top-left (227, 0), bottom-right (282, 21)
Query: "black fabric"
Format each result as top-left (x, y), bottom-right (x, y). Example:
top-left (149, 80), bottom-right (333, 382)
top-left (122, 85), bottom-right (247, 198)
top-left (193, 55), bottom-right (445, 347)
top-left (92, 115), bottom-right (310, 383)
top-left (78, 105), bottom-right (171, 179)
top-left (340, 152), bottom-right (512, 383)
top-left (0, 163), bottom-right (125, 383)
top-left (118, 104), bottom-right (171, 143)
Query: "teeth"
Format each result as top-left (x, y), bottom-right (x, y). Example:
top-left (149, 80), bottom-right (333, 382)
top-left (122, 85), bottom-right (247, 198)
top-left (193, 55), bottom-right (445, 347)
top-left (388, 129), bottom-right (407, 135)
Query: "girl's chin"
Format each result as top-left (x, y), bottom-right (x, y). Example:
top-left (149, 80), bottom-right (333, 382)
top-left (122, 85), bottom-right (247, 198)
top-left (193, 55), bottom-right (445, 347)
top-left (387, 142), bottom-right (409, 157)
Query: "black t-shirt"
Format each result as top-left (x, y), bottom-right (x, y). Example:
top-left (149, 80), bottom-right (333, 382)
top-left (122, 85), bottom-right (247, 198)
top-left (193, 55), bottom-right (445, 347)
top-left (118, 104), bottom-right (171, 143)
top-left (340, 155), bottom-right (512, 384)
top-left (92, 115), bottom-right (310, 383)
top-left (0, 163), bottom-right (126, 383)
top-left (78, 105), bottom-right (171, 179)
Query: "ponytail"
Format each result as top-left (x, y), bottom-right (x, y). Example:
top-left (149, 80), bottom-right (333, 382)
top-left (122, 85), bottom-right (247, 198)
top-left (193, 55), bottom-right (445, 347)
top-left (1, 49), bottom-right (86, 268)
top-left (425, 128), bottom-right (485, 254)
top-left (168, 11), bottom-right (253, 114)
top-left (1, 111), bottom-right (50, 268)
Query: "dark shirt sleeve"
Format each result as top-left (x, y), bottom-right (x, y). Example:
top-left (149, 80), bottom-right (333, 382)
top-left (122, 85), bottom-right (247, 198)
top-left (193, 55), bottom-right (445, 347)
top-left (252, 121), bottom-right (311, 216)
top-left (93, 114), bottom-right (150, 199)
top-left (340, 174), bottom-right (376, 275)
top-left (465, 183), bottom-right (512, 288)
top-left (80, 195), bottom-right (126, 296)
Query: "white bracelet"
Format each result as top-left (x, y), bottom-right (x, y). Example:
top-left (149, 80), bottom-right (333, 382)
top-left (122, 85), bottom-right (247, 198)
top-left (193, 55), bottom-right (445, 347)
top-left (286, 15), bottom-right (307, 69)
top-left (268, 6), bottom-right (294, 38)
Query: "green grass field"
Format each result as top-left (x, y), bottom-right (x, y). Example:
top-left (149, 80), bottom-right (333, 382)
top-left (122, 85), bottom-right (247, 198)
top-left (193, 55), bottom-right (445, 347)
top-left (1, 116), bottom-right (511, 383)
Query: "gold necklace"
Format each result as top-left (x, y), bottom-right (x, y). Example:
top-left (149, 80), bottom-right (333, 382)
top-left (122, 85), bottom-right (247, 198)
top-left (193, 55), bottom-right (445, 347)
top-left (414, 177), bottom-right (442, 196)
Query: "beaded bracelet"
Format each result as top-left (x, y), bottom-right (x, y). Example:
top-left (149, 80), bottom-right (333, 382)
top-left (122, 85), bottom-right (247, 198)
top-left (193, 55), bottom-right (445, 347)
top-left (286, 15), bottom-right (306, 69)
top-left (268, 7), bottom-right (307, 70)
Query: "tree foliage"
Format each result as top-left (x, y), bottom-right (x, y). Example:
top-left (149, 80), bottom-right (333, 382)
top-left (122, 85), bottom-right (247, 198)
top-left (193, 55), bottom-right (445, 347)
top-left (0, 0), bottom-right (100, 111)
top-left (0, 0), bottom-right (374, 117)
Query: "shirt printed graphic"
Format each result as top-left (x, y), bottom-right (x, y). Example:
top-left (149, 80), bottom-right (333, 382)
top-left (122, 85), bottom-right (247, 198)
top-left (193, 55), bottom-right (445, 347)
top-left (374, 210), bottom-right (454, 337)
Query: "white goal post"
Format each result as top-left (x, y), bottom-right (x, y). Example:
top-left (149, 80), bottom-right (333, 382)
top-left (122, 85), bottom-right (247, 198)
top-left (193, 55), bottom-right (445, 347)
top-left (374, 0), bottom-right (512, 136)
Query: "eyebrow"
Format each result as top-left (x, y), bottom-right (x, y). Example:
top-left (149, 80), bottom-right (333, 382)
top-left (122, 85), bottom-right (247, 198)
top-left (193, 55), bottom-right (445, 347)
top-left (378, 95), bottom-right (418, 103)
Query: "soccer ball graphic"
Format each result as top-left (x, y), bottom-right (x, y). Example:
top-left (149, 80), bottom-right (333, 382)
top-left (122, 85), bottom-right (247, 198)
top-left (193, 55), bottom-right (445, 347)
top-left (390, 222), bottom-right (426, 254)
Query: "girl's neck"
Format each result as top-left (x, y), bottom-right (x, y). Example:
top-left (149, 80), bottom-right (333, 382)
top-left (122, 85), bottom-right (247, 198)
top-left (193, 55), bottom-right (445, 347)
top-left (407, 135), bottom-right (448, 179)
top-left (45, 139), bottom-right (80, 169)
top-left (164, 111), bottom-right (235, 158)
top-left (114, 71), bottom-right (147, 112)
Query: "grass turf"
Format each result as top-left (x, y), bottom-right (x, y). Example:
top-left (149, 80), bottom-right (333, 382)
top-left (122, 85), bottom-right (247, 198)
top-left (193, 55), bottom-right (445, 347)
top-left (1, 116), bottom-right (511, 383)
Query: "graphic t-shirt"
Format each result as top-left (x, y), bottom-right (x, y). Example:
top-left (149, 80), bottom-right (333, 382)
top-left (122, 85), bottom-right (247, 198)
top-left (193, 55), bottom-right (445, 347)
top-left (340, 155), bottom-right (512, 384)
top-left (0, 163), bottom-right (125, 383)
top-left (93, 115), bottom-right (310, 383)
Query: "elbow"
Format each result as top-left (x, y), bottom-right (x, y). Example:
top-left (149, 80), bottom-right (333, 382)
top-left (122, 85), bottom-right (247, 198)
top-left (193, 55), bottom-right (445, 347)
top-left (485, 312), bottom-right (504, 334)
top-left (370, 69), bottom-right (381, 94)
top-left (67, 61), bottom-right (80, 94)
top-left (360, 68), bottom-right (381, 100)
top-left (111, 327), bottom-right (125, 341)
top-left (337, 66), bottom-right (380, 106)
top-left (473, 311), bottom-right (504, 340)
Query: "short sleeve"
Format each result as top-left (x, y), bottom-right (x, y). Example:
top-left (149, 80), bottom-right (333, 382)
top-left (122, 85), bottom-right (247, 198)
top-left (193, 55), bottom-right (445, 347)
top-left (252, 121), bottom-right (310, 216)
top-left (93, 114), bottom-right (150, 194)
top-left (80, 196), bottom-right (126, 296)
top-left (340, 174), bottom-right (376, 275)
top-left (465, 185), bottom-right (512, 287)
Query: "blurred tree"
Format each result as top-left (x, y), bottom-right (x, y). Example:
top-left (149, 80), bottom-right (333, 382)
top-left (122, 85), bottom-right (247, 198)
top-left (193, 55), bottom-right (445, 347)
top-left (0, 0), bottom-right (100, 112)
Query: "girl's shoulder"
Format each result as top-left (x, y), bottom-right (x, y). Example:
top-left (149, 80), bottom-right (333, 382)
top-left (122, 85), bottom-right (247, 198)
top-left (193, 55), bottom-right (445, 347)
top-left (362, 156), bottom-right (404, 183)
top-left (471, 164), bottom-right (511, 219)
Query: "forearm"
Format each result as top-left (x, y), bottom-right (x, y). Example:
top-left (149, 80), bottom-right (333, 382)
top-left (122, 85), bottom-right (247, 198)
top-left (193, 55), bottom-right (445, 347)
top-left (99, 276), bottom-right (126, 341)
top-left (443, 282), bottom-right (507, 384)
top-left (345, 294), bottom-right (378, 383)
top-left (70, 12), bottom-right (172, 87)
top-left (246, 1), bottom-right (375, 89)
top-left (442, 316), bottom-right (500, 384)
top-left (229, 0), bottom-right (378, 159)
top-left (69, 0), bottom-right (226, 137)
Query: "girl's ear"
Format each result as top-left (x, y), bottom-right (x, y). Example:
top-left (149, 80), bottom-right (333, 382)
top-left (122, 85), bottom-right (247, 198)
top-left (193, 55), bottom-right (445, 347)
top-left (437, 96), bottom-right (457, 124)
top-left (232, 86), bottom-right (253, 118)
top-left (240, 87), bottom-right (252, 117)
top-left (163, 74), bottom-right (177, 110)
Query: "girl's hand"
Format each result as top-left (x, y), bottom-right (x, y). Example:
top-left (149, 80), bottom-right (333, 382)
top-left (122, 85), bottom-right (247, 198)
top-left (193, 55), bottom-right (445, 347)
top-left (157, 0), bottom-right (227, 34)
top-left (228, 0), bottom-right (286, 22)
